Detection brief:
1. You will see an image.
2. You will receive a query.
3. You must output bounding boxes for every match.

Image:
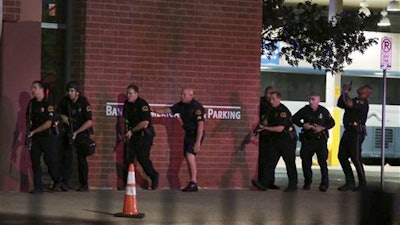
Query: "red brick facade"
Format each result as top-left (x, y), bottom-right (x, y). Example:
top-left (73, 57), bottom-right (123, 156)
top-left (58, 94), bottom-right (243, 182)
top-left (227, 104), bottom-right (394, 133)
top-left (2, 0), bottom-right (20, 22)
top-left (2, 0), bottom-right (262, 189)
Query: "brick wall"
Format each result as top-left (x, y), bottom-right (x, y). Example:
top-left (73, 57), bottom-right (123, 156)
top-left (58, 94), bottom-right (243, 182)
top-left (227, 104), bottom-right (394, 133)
top-left (72, 0), bottom-right (262, 189)
top-left (1, 1), bottom-right (41, 191)
top-left (3, 0), bottom-right (20, 22)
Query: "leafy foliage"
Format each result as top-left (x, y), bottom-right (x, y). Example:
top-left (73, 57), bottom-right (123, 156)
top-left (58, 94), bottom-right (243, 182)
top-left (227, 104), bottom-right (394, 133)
top-left (262, 0), bottom-right (381, 73)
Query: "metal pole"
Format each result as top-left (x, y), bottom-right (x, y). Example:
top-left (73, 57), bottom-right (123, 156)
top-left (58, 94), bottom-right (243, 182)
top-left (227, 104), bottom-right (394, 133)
top-left (380, 69), bottom-right (387, 189)
top-left (65, 0), bottom-right (73, 85)
top-left (0, 0), bottom-right (3, 39)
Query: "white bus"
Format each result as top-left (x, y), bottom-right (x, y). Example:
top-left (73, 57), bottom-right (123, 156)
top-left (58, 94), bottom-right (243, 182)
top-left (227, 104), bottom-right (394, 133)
top-left (261, 67), bottom-right (400, 166)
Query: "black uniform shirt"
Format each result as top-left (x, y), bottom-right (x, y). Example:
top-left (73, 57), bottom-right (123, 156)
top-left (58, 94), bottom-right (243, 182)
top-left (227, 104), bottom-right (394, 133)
top-left (58, 96), bottom-right (92, 131)
top-left (170, 99), bottom-right (205, 133)
top-left (337, 94), bottom-right (369, 130)
top-left (292, 105), bottom-right (335, 136)
top-left (267, 103), bottom-right (292, 139)
top-left (27, 98), bottom-right (56, 135)
top-left (123, 97), bottom-right (152, 134)
top-left (56, 95), bottom-right (69, 115)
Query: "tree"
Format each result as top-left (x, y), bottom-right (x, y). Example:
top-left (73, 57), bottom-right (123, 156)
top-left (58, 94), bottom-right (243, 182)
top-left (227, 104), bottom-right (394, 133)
top-left (262, 0), bottom-right (381, 73)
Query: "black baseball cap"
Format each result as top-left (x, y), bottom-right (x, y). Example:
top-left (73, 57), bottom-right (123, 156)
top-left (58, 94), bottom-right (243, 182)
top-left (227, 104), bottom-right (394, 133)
top-left (66, 81), bottom-right (82, 93)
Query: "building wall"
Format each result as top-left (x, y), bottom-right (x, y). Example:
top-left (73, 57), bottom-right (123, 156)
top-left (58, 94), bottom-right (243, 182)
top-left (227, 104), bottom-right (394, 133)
top-left (74, 0), bottom-right (263, 189)
top-left (2, 0), bottom-right (20, 22)
top-left (1, 0), bottom-right (262, 190)
top-left (1, 0), bottom-right (41, 191)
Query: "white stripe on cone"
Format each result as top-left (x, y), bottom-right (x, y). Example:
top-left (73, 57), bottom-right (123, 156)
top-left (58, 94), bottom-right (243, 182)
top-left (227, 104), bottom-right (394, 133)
top-left (126, 169), bottom-right (136, 196)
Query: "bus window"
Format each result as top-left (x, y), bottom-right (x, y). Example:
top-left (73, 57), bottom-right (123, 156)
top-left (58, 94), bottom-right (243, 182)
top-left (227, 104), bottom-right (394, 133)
top-left (261, 71), bottom-right (326, 101)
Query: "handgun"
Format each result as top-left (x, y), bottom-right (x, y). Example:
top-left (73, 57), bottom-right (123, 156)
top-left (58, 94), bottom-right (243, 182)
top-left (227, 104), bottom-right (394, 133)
top-left (347, 80), bottom-right (352, 91)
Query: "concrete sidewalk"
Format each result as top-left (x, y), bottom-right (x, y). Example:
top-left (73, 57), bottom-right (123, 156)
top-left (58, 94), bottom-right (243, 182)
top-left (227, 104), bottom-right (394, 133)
top-left (1, 164), bottom-right (399, 225)
top-left (1, 187), bottom-right (399, 225)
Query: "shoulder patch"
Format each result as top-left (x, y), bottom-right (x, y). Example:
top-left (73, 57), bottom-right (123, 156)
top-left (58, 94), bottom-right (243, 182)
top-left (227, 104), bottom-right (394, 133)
top-left (142, 106), bottom-right (149, 112)
top-left (195, 110), bottom-right (202, 115)
top-left (280, 112), bottom-right (287, 118)
top-left (86, 106), bottom-right (91, 112)
top-left (48, 106), bottom-right (54, 112)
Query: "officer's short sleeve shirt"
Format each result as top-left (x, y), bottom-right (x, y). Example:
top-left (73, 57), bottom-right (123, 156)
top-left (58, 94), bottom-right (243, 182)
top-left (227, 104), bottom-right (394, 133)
top-left (29, 98), bottom-right (56, 130)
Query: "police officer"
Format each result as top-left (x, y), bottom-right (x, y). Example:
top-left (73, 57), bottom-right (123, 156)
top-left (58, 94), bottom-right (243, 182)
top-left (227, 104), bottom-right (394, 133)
top-left (27, 80), bottom-right (60, 193)
top-left (253, 91), bottom-right (298, 192)
top-left (123, 84), bottom-right (159, 190)
top-left (153, 87), bottom-right (205, 192)
top-left (251, 86), bottom-right (280, 190)
top-left (337, 83), bottom-right (373, 192)
top-left (293, 92), bottom-right (335, 192)
top-left (58, 81), bottom-right (93, 192)
top-left (259, 86), bottom-right (275, 119)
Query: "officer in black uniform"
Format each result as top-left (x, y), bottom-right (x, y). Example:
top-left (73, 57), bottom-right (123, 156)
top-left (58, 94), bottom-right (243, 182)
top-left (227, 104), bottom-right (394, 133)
top-left (154, 87), bottom-right (205, 192)
top-left (27, 80), bottom-right (60, 193)
top-left (253, 91), bottom-right (298, 192)
top-left (58, 81), bottom-right (93, 192)
top-left (259, 86), bottom-right (275, 119)
top-left (293, 92), bottom-right (335, 192)
top-left (123, 84), bottom-right (159, 190)
top-left (252, 86), bottom-right (279, 190)
top-left (337, 83), bottom-right (372, 192)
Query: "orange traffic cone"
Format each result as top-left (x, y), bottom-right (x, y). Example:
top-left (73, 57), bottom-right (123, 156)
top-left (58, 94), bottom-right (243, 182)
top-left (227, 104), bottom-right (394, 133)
top-left (114, 163), bottom-right (145, 218)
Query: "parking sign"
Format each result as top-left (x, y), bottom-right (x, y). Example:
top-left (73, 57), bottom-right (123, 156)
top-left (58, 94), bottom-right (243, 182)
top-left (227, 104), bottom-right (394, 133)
top-left (380, 36), bottom-right (392, 70)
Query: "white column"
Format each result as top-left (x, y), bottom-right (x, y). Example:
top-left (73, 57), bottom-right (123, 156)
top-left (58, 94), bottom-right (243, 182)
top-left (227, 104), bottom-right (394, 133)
top-left (326, 0), bottom-right (343, 166)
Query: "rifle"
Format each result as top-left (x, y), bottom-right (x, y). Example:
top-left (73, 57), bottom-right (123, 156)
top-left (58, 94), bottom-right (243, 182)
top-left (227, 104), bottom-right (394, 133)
top-left (24, 101), bottom-right (33, 160)
top-left (9, 125), bottom-right (20, 175)
top-left (238, 126), bottom-right (260, 152)
top-left (67, 101), bottom-right (76, 151)
top-left (122, 103), bottom-right (130, 185)
top-left (239, 110), bottom-right (270, 151)
top-left (123, 103), bottom-right (130, 151)
top-left (114, 116), bottom-right (124, 152)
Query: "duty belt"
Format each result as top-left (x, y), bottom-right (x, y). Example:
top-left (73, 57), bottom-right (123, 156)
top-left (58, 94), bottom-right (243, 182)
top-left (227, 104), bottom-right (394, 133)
top-left (350, 122), bottom-right (358, 126)
top-left (305, 132), bottom-right (327, 140)
top-left (185, 131), bottom-right (196, 136)
top-left (345, 122), bottom-right (359, 130)
top-left (345, 122), bottom-right (366, 135)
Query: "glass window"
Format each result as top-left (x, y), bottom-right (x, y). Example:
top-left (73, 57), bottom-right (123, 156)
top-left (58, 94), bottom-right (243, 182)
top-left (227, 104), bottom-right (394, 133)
top-left (41, 0), bottom-right (66, 104)
top-left (341, 76), bottom-right (400, 105)
top-left (261, 70), bottom-right (400, 105)
top-left (261, 71), bottom-right (326, 101)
